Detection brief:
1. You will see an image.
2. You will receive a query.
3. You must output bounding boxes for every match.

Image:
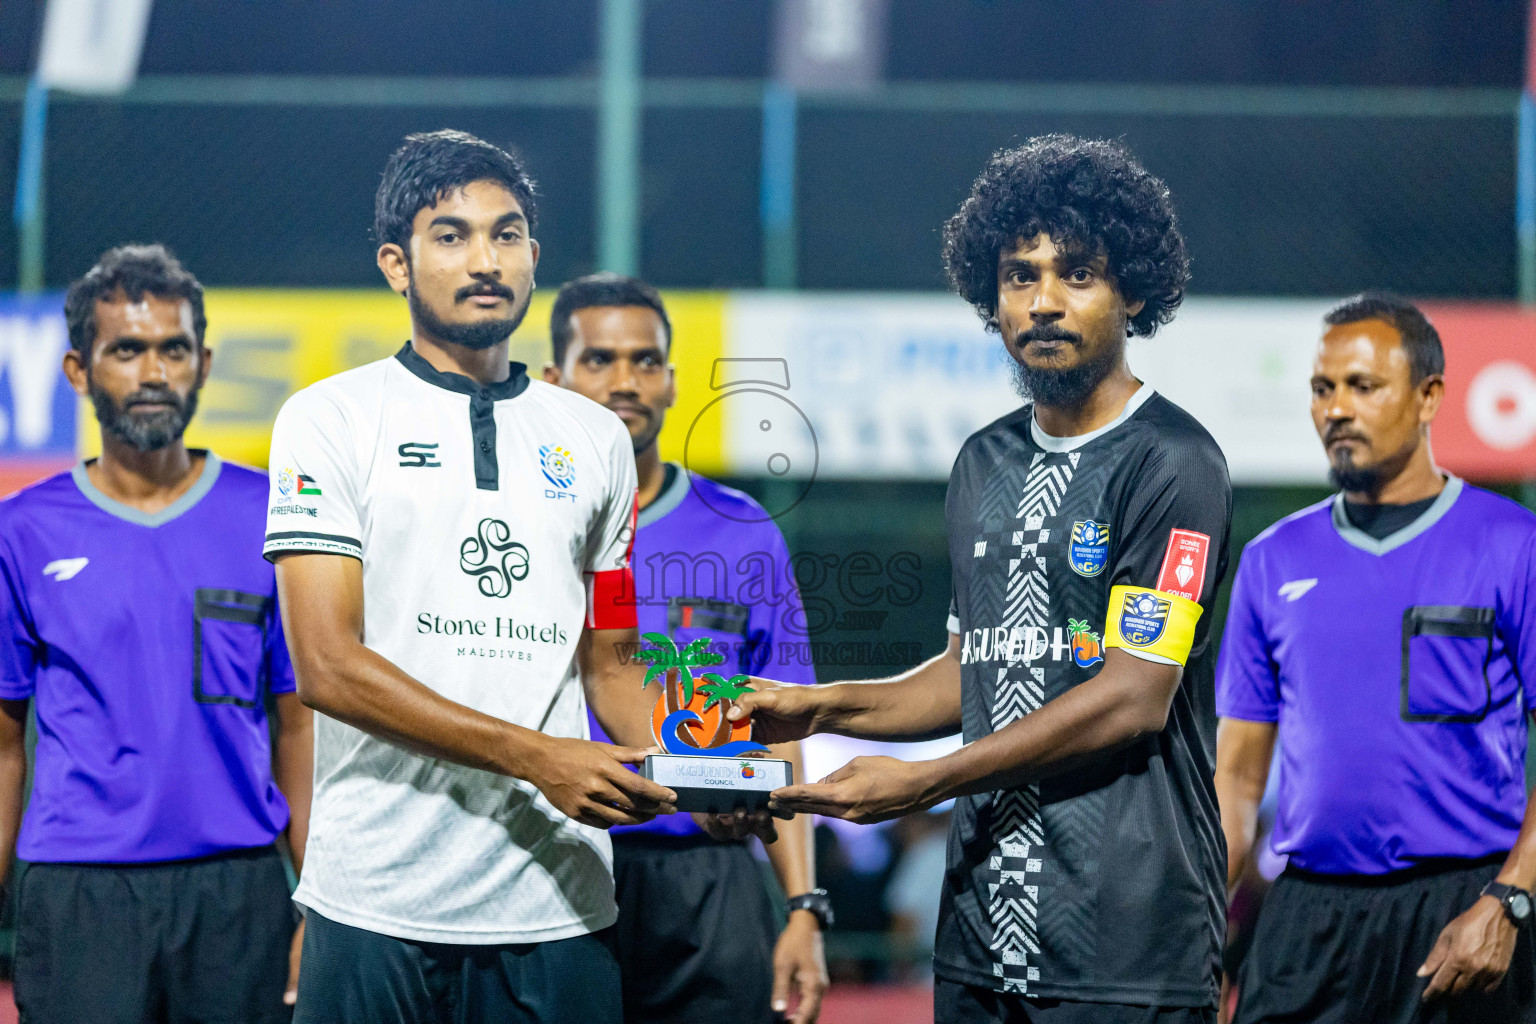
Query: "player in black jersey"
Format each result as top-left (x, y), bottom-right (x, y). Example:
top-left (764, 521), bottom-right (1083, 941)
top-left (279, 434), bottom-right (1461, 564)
top-left (734, 136), bottom-right (1232, 1023)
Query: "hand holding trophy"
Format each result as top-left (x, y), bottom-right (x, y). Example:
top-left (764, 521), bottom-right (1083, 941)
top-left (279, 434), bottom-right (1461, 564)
top-left (634, 633), bottom-right (793, 812)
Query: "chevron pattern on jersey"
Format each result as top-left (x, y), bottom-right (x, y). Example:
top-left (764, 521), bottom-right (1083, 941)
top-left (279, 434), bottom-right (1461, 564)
top-left (1035, 786), bottom-right (1109, 972)
top-left (986, 454), bottom-right (1074, 994)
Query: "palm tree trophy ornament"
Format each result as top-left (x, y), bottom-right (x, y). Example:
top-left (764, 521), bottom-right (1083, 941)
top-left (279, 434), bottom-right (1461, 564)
top-left (634, 633), bottom-right (792, 811)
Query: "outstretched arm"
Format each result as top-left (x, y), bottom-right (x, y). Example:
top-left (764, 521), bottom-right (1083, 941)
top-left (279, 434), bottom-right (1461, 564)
top-left (770, 649), bottom-right (1179, 824)
top-left (275, 552), bottom-right (676, 828)
top-left (728, 631), bottom-right (964, 745)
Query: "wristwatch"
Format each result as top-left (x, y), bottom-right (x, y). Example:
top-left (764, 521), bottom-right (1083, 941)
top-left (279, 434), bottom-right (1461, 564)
top-left (1482, 881), bottom-right (1534, 927)
top-left (786, 889), bottom-right (834, 931)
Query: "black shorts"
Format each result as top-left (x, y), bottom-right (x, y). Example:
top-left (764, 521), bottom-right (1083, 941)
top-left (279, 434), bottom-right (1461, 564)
top-left (13, 844), bottom-right (296, 1024)
top-left (1234, 856), bottom-right (1536, 1024)
top-left (610, 833), bottom-right (779, 1024)
top-left (292, 909), bottom-right (622, 1024)
top-left (934, 979), bottom-right (1216, 1024)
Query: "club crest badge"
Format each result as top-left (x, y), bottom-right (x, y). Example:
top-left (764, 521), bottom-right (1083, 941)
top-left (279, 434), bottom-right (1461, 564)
top-left (1119, 591), bottom-right (1171, 647)
top-left (1068, 520), bottom-right (1110, 577)
top-left (540, 445), bottom-right (576, 490)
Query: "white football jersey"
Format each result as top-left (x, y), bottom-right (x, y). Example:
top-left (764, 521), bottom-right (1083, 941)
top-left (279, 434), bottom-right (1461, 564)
top-left (265, 343), bottom-right (637, 944)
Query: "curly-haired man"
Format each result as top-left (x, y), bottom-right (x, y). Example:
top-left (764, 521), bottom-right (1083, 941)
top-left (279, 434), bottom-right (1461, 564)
top-left (737, 135), bottom-right (1233, 1023)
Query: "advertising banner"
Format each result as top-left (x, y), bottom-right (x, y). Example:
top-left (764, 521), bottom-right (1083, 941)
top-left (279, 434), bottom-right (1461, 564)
top-left (62, 288), bottom-right (727, 477)
top-left (1, 290), bottom-right (1530, 496)
top-left (1420, 304), bottom-right (1536, 479)
top-left (0, 293), bottom-right (76, 493)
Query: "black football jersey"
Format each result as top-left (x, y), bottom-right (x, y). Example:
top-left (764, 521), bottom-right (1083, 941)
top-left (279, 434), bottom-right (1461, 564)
top-left (936, 387), bottom-right (1232, 1008)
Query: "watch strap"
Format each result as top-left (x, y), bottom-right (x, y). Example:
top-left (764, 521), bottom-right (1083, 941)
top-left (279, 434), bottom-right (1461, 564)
top-left (1481, 880), bottom-right (1533, 926)
top-left (786, 888), bottom-right (834, 931)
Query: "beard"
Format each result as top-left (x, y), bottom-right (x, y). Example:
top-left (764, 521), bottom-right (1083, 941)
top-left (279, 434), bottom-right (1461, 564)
top-left (90, 380), bottom-right (200, 453)
top-left (1327, 447), bottom-right (1392, 494)
top-left (1007, 325), bottom-right (1120, 408)
top-left (408, 280), bottom-right (529, 351)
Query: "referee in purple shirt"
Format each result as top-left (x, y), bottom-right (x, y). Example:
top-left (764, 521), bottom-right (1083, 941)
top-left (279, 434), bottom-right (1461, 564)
top-left (0, 246), bottom-right (313, 1023)
top-left (544, 274), bottom-right (829, 1024)
top-left (1216, 293), bottom-right (1536, 1024)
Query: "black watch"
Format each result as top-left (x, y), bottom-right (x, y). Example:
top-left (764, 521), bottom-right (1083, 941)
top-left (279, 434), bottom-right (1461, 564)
top-left (786, 889), bottom-right (834, 931)
top-left (1482, 881), bottom-right (1534, 927)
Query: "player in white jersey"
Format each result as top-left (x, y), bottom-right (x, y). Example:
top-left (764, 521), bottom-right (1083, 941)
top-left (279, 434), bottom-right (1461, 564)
top-left (266, 130), bottom-right (749, 1024)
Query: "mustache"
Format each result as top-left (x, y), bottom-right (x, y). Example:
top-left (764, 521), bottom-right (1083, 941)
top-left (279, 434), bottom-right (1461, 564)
top-left (123, 388), bottom-right (185, 411)
top-left (1019, 324), bottom-right (1082, 345)
top-left (1324, 425), bottom-right (1369, 445)
top-left (455, 281), bottom-right (516, 303)
top-left (607, 402), bottom-right (651, 418)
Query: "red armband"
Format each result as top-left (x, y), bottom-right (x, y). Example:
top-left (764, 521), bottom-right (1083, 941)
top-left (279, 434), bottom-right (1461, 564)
top-left (585, 567), bottom-right (637, 629)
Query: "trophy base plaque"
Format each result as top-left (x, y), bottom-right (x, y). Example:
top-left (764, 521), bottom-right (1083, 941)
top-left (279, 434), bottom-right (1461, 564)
top-left (642, 753), bottom-right (793, 813)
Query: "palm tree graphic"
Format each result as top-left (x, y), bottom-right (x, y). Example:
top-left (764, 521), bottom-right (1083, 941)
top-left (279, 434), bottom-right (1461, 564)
top-left (636, 632), bottom-right (725, 705)
top-left (696, 672), bottom-right (756, 712)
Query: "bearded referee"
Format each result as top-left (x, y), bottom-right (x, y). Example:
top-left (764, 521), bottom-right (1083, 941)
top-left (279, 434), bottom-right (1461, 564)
top-left (736, 135), bottom-right (1232, 1023)
top-left (266, 131), bottom-right (733, 1024)
top-left (1217, 294), bottom-right (1536, 1023)
top-left (0, 245), bottom-right (311, 1023)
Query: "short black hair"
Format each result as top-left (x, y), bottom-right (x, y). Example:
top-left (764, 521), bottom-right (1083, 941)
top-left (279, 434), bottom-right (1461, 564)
top-left (374, 129), bottom-right (538, 252)
top-left (1323, 291), bottom-right (1445, 384)
top-left (942, 134), bottom-right (1190, 338)
top-left (549, 273), bottom-right (672, 367)
top-left (63, 243), bottom-right (206, 356)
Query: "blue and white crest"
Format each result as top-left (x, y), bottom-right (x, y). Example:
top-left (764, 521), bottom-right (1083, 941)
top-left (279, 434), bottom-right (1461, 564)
top-left (1068, 520), bottom-right (1110, 577)
top-left (1119, 591), bottom-right (1170, 647)
top-left (540, 444), bottom-right (576, 490)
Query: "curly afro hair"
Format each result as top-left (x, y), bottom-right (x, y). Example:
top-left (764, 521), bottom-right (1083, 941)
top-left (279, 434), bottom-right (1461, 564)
top-left (942, 135), bottom-right (1190, 338)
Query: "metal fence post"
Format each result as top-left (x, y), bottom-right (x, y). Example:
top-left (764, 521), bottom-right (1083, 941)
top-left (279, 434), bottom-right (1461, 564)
top-left (13, 79), bottom-right (49, 293)
top-left (598, 0), bottom-right (642, 276)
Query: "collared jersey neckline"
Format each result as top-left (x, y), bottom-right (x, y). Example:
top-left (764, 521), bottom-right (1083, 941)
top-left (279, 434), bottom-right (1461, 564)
top-left (395, 341), bottom-right (531, 402)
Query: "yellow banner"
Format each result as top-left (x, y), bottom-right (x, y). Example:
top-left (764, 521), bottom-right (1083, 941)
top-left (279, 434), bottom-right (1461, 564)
top-left (79, 288), bottom-right (727, 474)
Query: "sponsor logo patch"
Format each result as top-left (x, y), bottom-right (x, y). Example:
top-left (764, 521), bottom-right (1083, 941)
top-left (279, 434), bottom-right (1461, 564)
top-left (459, 518), bottom-right (531, 598)
top-left (1067, 618), bottom-right (1104, 668)
top-left (398, 442), bottom-right (441, 468)
top-left (276, 467), bottom-right (297, 497)
top-left (1156, 529), bottom-right (1210, 602)
top-left (1118, 590), bottom-right (1171, 647)
top-left (1068, 520), bottom-right (1110, 577)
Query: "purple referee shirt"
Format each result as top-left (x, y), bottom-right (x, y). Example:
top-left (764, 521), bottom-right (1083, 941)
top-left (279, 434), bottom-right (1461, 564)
top-left (589, 466), bottom-right (816, 837)
top-left (1217, 478), bottom-right (1536, 875)
top-left (0, 454), bottom-right (296, 863)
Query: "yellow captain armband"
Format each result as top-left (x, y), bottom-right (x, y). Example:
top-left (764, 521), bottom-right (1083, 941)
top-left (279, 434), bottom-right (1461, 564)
top-left (1103, 585), bottom-right (1204, 667)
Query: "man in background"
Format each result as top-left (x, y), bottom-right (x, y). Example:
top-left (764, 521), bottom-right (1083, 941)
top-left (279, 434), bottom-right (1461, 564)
top-left (0, 244), bottom-right (311, 1023)
top-left (546, 272), bottom-right (829, 1024)
top-left (1217, 293), bottom-right (1536, 1023)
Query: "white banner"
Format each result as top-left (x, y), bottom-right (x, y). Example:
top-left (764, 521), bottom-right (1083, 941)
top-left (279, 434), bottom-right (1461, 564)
top-left (723, 294), bottom-right (1333, 484)
top-left (37, 0), bottom-right (154, 95)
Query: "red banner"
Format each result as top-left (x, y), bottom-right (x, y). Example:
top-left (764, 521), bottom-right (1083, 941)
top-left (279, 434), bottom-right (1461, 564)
top-left (1422, 303), bottom-right (1536, 480)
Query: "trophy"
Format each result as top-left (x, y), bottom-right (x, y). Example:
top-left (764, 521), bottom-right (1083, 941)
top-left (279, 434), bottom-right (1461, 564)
top-left (634, 633), bottom-right (793, 812)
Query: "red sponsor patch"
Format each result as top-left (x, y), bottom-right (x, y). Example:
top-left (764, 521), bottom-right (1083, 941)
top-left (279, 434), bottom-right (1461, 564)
top-left (1156, 529), bottom-right (1210, 602)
